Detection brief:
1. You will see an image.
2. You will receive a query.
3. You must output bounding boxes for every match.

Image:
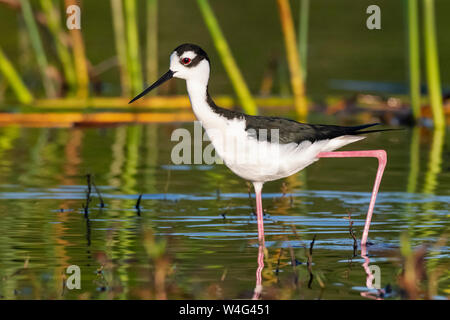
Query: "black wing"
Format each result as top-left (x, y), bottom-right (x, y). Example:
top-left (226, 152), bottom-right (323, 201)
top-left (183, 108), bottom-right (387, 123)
top-left (244, 115), bottom-right (387, 144)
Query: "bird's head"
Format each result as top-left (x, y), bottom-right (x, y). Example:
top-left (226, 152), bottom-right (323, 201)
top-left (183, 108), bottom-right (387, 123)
top-left (129, 43), bottom-right (210, 104)
top-left (170, 43), bottom-right (210, 82)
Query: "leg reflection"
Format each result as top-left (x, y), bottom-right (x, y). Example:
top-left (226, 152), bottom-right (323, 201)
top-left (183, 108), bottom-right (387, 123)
top-left (252, 241), bottom-right (265, 300)
top-left (360, 244), bottom-right (384, 300)
top-left (361, 245), bottom-right (375, 290)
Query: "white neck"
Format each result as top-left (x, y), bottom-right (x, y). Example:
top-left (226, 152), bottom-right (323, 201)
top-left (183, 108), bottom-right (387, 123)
top-left (186, 79), bottom-right (222, 130)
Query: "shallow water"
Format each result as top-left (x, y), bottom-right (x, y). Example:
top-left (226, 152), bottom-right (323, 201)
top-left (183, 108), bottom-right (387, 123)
top-left (0, 123), bottom-right (448, 299)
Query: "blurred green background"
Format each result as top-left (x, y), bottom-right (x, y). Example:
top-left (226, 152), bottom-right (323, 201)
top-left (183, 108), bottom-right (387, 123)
top-left (0, 0), bottom-right (449, 98)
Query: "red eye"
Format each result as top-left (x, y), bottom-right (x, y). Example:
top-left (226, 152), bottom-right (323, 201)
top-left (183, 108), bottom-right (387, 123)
top-left (182, 57), bottom-right (191, 65)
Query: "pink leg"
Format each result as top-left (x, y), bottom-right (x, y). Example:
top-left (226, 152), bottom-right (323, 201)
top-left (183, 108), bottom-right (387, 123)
top-left (317, 150), bottom-right (387, 246)
top-left (253, 182), bottom-right (265, 245)
top-left (252, 242), bottom-right (264, 300)
top-left (252, 182), bottom-right (265, 300)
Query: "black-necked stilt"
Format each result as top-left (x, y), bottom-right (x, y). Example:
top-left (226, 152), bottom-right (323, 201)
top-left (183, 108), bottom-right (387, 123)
top-left (130, 43), bottom-right (391, 248)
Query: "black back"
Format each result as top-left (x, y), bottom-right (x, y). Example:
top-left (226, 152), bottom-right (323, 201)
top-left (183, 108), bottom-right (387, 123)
top-left (244, 116), bottom-right (382, 144)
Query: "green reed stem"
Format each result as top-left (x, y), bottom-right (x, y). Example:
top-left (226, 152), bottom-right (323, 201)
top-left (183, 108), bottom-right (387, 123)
top-left (196, 0), bottom-right (257, 115)
top-left (423, 128), bottom-right (444, 195)
top-left (17, 16), bottom-right (33, 74)
top-left (423, 0), bottom-right (445, 129)
top-left (405, 0), bottom-right (421, 121)
top-left (277, 60), bottom-right (291, 96)
top-left (124, 0), bottom-right (143, 95)
top-left (111, 0), bottom-right (131, 96)
top-left (65, 0), bottom-right (89, 99)
top-left (406, 127), bottom-right (420, 194)
top-left (39, 0), bottom-right (77, 93)
top-left (0, 46), bottom-right (33, 104)
top-left (277, 0), bottom-right (307, 121)
top-left (146, 0), bottom-right (158, 89)
top-left (298, 0), bottom-right (309, 81)
top-left (20, 0), bottom-right (56, 98)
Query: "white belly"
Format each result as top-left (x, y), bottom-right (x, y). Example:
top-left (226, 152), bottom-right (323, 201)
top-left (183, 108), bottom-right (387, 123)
top-left (217, 138), bottom-right (325, 182)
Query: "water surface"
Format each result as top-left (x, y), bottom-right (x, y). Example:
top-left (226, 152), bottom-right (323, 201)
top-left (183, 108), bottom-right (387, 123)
top-left (0, 123), bottom-right (448, 299)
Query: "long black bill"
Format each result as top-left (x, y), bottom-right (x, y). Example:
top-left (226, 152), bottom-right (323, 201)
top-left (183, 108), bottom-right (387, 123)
top-left (128, 70), bottom-right (174, 104)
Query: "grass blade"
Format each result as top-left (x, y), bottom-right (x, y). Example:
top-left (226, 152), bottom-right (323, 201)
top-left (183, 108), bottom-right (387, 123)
top-left (111, 0), bottom-right (131, 96)
top-left (146, 0), bottom-right (158, 88)
top-left (19, 0), bottom-right (57, 98)
top-left (65, 0), bottom-right (89, 99)
top-left (40, 0), bottom-right (77, 94)
top-left (404, 0), bottom-right (421, 122)
top-left (276, 0), bottom-right (307, 121)
top-left (124, 0), bottom-right (143, 95)
top-left (196, 0), bottom-right (257, 115)
top-left (0, 46), bottom-right (33, 104)
top-left (298, 0), bottom-right (309, 81)
top-left (423, 0), bottom-right (445, 129)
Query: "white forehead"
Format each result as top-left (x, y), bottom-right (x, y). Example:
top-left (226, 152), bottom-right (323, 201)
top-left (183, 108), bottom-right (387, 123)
top-left (181, 51), bottom-right (196, 59)
top-left (171, 50), bottom-right (197, 61)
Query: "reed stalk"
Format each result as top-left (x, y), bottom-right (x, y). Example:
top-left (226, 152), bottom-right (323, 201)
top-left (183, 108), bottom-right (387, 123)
top-left (146, 0), bottom-right (158, 88)
top-left (124, 0), bottom-right (143, 95)
top-left (123, 125), bottom-right (142, 193)
top-left (19, 0), bottom-right (57, 98)
top-left (423, 128), bottom-right (444, 195)
top-left (40, 0), bottom-right (77, 93)
top-left (17, 16), bottom-right (33, 74)
top-left (406, 127), bottom-right (420, 194)
top-left (65, 0), bottom-right (89, 99)
top-left (423, 0), bottom-right (445, 129)
top-left (277, 60), bottom-right (291, 96)
top-left (0, 46), bottom-right (33, 104)
top-left (276, 0), bottom-right (307, 121)
top-left (110, 0), bottom-right (131, 96)
top-left (196, 0), bottom-right (257, 115)
top-left (298, 0), bottom-right (309, 81)
top-left (404, 0), bottom-right (421, 122)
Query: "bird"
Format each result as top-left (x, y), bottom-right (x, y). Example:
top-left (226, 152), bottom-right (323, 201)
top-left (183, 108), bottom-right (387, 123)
top-left (129, 43), bottom-right (392, 248)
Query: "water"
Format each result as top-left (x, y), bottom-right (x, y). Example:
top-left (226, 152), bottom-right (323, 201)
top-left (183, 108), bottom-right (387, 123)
top-left (0, 123), bottom-right (448, 300)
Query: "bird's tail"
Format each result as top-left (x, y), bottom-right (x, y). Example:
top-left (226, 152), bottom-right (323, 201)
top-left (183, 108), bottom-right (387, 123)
top-left (350, 123), bottom-right (403, 135)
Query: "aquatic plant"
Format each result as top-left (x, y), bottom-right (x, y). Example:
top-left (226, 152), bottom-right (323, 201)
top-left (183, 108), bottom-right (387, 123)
top-left (196, 0), bottom-right (258, 115)
top-left (298, 0), bottom-right (309, 81)
top-left (276, 0), bottom-right (307, 121)
top-left (146, 0), bottom-right (158, 87)
top-left (65, 0), bottom-right (89, 99)
top-left (110, 0), bottom-right (131, 96)
top-left (40, 0), bottom-right (77, 93)
top-left (423, 0), bottom-right (445, 129)
top-left (0, 46), bottom-right (33, 104)
top-left (398, 232), bottom-right (448, 299)
top-left (124, 0), bottom-right (143, 95)
top-left (404, 0), bottom-right (421, 122)
top-left (20, 0), bottom-right (57, 98)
